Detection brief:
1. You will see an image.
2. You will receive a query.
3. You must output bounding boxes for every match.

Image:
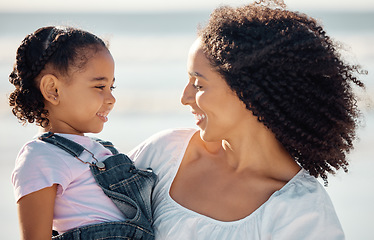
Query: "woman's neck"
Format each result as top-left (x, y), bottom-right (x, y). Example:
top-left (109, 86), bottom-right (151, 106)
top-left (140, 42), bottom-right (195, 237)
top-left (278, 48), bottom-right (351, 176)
top-left (218, 123), bottom-right (299, 178)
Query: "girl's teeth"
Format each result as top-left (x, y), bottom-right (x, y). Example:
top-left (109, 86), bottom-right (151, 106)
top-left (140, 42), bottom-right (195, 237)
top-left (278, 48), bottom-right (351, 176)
top-left (97, 113), bottom-right (108, 121)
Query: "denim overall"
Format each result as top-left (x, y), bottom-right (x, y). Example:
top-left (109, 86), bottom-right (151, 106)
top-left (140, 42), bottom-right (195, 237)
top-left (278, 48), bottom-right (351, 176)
top-left (39, 132), bottom-right (157, 240)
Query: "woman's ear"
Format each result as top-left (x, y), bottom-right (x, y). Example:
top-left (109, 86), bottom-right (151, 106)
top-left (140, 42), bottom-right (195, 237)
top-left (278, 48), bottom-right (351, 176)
top-left (39, 74), bottom-right (60, 105)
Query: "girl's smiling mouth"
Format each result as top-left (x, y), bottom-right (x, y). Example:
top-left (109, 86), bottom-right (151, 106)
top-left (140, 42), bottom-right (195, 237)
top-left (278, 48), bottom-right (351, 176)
top-left (96, 112), bottom-right (109, 122)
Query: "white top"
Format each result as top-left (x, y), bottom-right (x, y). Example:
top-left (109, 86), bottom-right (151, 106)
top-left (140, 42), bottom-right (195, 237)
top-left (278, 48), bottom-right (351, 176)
top-left (129, 128), bottom-right (345, 240)
top-left (12, 133), bottom-right (125, 233)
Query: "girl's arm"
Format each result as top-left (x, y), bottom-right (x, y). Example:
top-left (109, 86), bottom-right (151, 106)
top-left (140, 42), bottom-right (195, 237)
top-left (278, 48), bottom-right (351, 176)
top-left (17, 184), bottom-right (57, 240)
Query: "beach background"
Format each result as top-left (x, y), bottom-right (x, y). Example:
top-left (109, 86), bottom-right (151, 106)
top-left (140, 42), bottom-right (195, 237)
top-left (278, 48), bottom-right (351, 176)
top-left (0, 0), bottom-right (373, 239)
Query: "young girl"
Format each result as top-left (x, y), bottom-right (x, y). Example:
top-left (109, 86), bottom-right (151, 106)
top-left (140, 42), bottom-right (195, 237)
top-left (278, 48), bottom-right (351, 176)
top-left (9, 26), bottom-right (156, 240)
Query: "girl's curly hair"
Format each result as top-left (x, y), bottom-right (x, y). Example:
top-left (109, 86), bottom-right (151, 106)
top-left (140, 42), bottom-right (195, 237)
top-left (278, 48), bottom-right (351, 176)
top-left (8, 26), bottom-right (107, 127)
top-left (198, 0), bottom-right (366, 180)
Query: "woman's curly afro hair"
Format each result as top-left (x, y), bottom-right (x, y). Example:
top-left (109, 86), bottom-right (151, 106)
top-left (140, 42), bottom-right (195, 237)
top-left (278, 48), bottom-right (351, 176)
top-left (8, 26), bottom-right (107, 127)
top-left (198, 0), bottom-right (366, 181)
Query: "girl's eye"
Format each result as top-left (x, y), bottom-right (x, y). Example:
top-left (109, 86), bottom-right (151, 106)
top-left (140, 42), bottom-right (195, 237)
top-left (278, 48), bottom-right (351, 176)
top-left (95, 85), bottom-right (116, 91)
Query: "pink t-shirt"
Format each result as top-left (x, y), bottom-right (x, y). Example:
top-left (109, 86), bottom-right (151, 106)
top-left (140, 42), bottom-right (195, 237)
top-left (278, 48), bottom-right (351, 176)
top-left (12, 133), bottom-right (125, 233)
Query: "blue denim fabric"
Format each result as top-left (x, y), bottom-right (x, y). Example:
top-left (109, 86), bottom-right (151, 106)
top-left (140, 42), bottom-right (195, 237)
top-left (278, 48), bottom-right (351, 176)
top-left (39, 132), bottom-right (157, 240)
top-left (51, 222), bottom-right (154, 240)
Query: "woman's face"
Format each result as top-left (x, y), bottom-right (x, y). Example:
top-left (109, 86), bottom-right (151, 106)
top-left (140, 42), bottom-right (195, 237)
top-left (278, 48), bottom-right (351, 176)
top-left (181, 39), bottom-right (251, 142)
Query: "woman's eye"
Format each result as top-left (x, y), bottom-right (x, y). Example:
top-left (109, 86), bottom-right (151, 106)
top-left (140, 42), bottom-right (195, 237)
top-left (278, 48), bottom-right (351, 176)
top-left (110, 86), bottom-right (116, 91)
top-left (193, 82), bottom-right (202, 91)
top-left (95, 86), bottom-right (105, 90)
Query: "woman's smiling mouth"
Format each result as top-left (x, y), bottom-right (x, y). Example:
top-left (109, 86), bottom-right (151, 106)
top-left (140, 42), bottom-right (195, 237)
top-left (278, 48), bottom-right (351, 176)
top-left (193, 113), bottom-right (206, 125)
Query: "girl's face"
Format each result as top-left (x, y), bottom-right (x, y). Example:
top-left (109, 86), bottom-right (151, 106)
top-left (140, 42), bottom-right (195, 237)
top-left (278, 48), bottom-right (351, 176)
top-left (181, 39), bottom-right (252, 142)
top-left (50, 48), bottom-right (116, 135)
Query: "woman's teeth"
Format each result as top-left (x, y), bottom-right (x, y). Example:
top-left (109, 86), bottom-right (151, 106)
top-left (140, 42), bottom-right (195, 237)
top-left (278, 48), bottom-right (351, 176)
top-left (196, 114), bottom-right (206, 121)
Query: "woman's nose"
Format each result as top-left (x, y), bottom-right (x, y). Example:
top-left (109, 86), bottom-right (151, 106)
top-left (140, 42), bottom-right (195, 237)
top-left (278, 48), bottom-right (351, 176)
top-left (180, 83), bottom-right (195, 106)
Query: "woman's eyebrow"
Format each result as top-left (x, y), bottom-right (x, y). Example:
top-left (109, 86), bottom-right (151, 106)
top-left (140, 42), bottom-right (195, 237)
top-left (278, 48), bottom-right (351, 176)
top-left (189, 71), bottom-right (208, 80)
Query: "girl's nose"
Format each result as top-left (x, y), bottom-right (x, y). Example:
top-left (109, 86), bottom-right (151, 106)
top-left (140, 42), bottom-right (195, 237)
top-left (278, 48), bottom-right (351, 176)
top-left (106, 91), bottom-right (116, 105)
top-left (180, 83), bottom-right (195, 106)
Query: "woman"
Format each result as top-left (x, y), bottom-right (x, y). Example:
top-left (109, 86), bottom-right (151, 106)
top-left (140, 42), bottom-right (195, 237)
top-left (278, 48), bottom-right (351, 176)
top-left (130, 1), bottom-right (365, 239)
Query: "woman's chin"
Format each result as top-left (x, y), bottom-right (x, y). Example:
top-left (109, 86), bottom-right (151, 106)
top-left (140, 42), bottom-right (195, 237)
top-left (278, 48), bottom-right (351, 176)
top-left (199, 130), bottom-right (218, 143)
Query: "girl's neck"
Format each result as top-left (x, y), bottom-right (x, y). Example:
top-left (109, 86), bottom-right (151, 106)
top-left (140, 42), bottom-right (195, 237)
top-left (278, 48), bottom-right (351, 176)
top-left (39, 126), bottom-right (86, 136)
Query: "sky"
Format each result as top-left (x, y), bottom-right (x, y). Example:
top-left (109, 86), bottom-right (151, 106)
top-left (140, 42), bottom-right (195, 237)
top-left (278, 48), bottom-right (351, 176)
top-left (1, 0), bottom-right (374, 12)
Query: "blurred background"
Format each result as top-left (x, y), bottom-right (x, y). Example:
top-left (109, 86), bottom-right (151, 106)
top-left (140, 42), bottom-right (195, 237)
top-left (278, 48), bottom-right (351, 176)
top-left (1, 0), bottom-right (373, 239)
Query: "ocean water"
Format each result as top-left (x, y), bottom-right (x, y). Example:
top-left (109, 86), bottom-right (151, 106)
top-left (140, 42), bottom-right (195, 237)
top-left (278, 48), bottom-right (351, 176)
top-left (0, 11), bottom-right (373, 239)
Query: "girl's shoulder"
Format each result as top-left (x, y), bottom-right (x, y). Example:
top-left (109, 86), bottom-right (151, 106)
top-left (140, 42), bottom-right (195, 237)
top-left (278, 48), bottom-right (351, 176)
top-left (12, 137), bottom-right (73, 202)
top-left (17, 136), bottom-right (61, 160)
top-left (14, 136), bottom-right (76, 176)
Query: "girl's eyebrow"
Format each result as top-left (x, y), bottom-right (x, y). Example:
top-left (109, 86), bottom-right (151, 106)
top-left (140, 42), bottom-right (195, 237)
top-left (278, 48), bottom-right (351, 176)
top-left (91, 77), bottom-right (116, 83)
top-left (189, 71), bottom-right (208, 80)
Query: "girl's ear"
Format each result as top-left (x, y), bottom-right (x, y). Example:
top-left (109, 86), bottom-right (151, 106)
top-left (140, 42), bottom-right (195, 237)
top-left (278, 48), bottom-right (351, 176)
top-left (39, 74), bottom-right (60, 105)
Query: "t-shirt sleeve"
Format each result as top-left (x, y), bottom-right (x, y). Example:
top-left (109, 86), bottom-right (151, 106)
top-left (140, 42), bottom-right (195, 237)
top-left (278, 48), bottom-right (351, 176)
top-left (12, 140), bottom-right (72, 202)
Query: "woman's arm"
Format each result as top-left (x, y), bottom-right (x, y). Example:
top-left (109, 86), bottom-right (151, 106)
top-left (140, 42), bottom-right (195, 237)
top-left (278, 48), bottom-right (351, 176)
top-left (17, 184), bottom-right (57, 240)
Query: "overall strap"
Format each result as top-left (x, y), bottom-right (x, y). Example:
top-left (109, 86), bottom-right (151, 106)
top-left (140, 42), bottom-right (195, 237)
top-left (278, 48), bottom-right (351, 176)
top-left (38, 132), bottom-right (119, 156)
top-left (38, 132), bottom-right (85, 157)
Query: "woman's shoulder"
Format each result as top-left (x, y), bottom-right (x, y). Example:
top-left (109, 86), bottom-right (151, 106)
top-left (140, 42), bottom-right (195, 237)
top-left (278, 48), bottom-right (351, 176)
top-left (261, 169), bottom-right (344, 238)
top-left (144, 127), bottom-right (197, 144)
top-left (271, 169), bottom-right (332, 205)
top-left (259, 169), bottom-right (339, 222)
top-left (129, 128), bottom-right (198, 170)
top-left (129, 128), bottom-right (197, 155)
